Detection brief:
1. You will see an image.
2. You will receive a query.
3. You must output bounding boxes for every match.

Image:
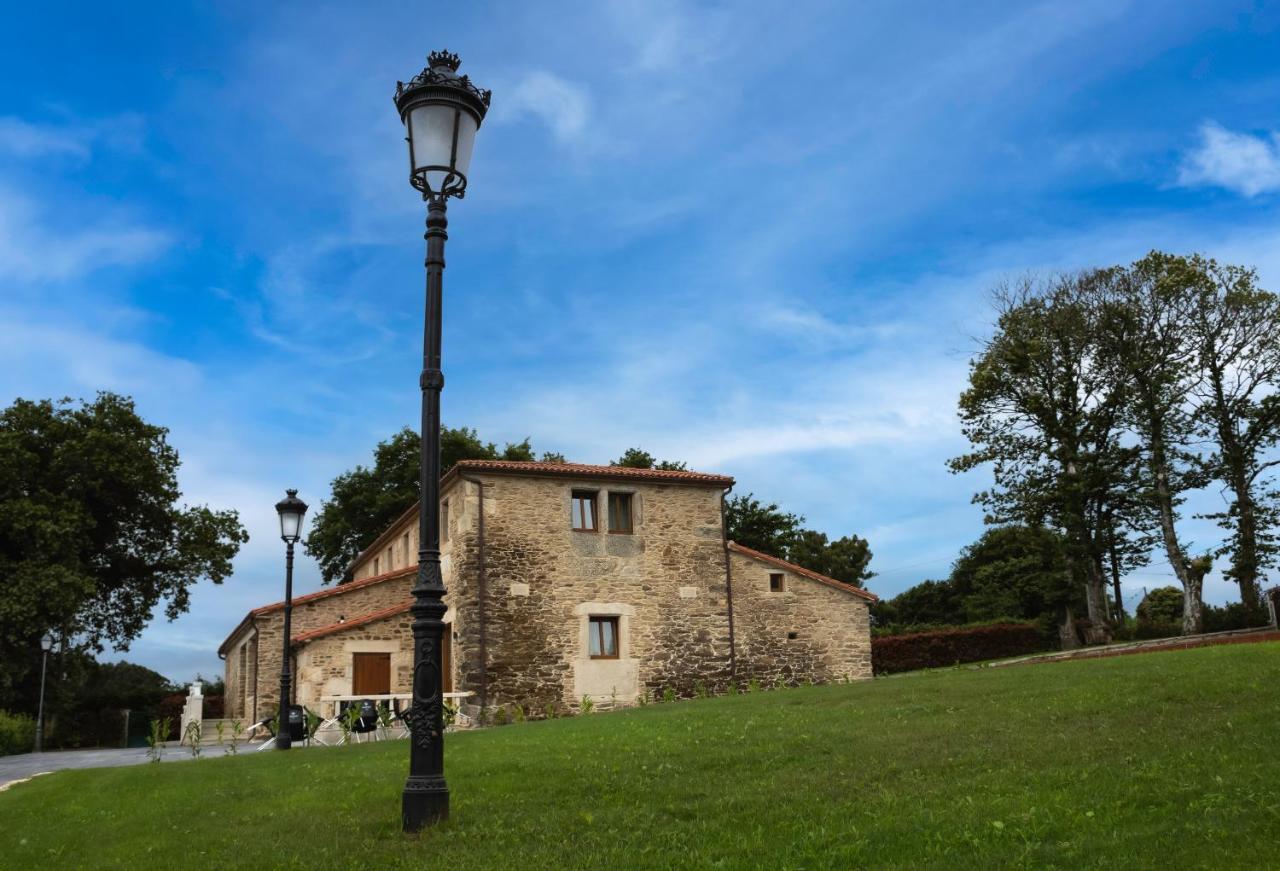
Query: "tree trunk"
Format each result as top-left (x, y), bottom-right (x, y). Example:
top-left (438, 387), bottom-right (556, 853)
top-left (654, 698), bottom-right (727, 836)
top-left (1108, 542), bottom-right (1126, 621)
top-left (1056, 604), bottom-right (1080, 650)
top-left (1182, 563), bottom-right (1206, 635)
top-left (1229, 467), bottom-right (1262, 611)
top-left (1149, 427), bottom-right (1202, 634)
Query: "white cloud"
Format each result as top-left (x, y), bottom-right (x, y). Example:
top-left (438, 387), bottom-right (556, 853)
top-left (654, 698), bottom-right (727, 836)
top-left (506, 71), bottom-right (591, 144)
top-left (1178, 122), bottom-right (1280, 197)
top-left (0, 188), bottom-right (170, 283)
top-left (0, 113), bottom-right (146, 161)
top-left (0, 116), bottom-right (89, 159)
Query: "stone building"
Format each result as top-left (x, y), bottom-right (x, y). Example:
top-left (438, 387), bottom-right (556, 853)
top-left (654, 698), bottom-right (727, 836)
top-left (219, 460), bottom-right (876, 721)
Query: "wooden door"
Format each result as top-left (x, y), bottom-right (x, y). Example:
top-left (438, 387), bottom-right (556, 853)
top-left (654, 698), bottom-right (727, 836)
top-left (442, 631), bottom-right (453, 693)
top-left (352, 652), bottom-right (391, 695)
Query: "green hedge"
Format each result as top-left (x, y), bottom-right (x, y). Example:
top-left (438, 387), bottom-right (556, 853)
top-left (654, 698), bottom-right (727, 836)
top-left (0, 710), bottom-right (35, 757)
top-left (871, 622), bottom-right (1047, 675)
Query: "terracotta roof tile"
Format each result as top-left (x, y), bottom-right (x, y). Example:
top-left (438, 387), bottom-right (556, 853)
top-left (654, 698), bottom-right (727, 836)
top-left (445, 459), bottom-right (735, 487)
top-left (728, 541), bottom-right (878, 602)
top-left (292, 599), bottom-right (414, 645)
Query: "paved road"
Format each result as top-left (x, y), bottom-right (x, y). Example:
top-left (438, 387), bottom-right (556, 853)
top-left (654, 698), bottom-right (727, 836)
top-left (0, 743), bottom-right (269, 787)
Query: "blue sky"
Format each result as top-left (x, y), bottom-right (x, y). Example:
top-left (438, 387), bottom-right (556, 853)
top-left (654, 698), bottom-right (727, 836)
top-left (4, 1), bottom-right (1280, 683)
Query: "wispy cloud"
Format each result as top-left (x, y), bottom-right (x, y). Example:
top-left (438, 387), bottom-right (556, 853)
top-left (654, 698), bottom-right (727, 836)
top-left (0, 187), bottom-right (170, 283)
top-left (0, 113), bottom-right (146, 161)
top-left (1178, 122), bottom-right (1280, 197)
top-left (503, 71), bottom-right (591, 145)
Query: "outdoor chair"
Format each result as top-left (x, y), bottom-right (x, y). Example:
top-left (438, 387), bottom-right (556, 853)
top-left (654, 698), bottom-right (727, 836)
top-left (353, 699), bottom-right (379, 742)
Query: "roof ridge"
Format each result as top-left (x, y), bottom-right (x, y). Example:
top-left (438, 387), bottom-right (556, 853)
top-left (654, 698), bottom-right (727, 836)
top-left (728, 541), bottom-right (878, 602)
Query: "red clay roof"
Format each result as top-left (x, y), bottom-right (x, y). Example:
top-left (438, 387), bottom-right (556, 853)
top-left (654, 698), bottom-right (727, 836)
top-left (292, 599), bottom-right (414, 645)
top-left (728, 541), bottom-right (878, 602)
top-left (444, 459), bottom-right (735, 488)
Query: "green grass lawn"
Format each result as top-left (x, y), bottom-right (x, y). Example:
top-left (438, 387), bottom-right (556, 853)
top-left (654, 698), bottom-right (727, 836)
top-left (3, 644), bottom-right (1278, 869)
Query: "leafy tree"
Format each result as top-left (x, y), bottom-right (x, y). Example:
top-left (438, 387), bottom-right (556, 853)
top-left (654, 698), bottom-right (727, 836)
top-left (1101, 254), bottom-right (1213, 634)
top-left (0, 394), bottom-right (247, 708)
top-left (540, 451), bottom-right (567, 463)
top-left (612, 448), bottom-right (687, 471)
top-left (873, 580), bottom-right (961, 628)
top-left (306, 425), bottom-right (546, 584)
top-left (77, 661), bottom-right (178, 712)
top-left (789, 530), bottom-right (874, 587)
top-left (950, 525), bottom-right (1077, 622)
top-left (1136, 586), bottom-right (1184, 626)
top-left (1186, 256), bottom-right (1280, 613)
top-left (950, 274), bottom-right (1154, 643)
top-left (724, 493), bottom-right (803, 557)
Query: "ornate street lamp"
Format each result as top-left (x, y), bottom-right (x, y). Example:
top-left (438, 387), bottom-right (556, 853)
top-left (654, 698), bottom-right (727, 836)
top-left (34, 632), bottom-right (55, 753)
top-left (274, 488), bottom-right (308, 750)
top-left (393, 49), bottom-right (490, 833)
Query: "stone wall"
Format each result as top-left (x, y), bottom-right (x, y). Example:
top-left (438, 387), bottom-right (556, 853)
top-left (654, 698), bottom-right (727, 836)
top-left (729, 550), bottom-right (873, 685)
top-left (448, 473), bottom-right (732, 715)
top-left (222, 567), bottom-right (417, 720)
top-left (294, 613), bottom-right (416, 717)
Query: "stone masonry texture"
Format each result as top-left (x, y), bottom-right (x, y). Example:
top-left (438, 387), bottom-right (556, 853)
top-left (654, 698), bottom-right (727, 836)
top-left (222, 467), bottom-right (873, 722)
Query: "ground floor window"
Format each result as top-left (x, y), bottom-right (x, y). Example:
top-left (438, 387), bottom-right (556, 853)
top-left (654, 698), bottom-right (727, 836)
top-left (588, 616), bottom-right (619, 659)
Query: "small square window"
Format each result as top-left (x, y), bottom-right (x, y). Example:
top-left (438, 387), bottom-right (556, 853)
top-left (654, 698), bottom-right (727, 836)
top-left (608, 492), bottom-right (633, 534)
top-left (588, 616), bottom-right (619, 659)
top-left (769, 573), bottom-right (785, 592)
top-left (571, 490), bottom-right (598, 531)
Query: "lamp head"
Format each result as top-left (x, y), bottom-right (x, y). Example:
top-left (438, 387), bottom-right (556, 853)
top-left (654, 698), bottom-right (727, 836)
top-left (275, 488), bottom-right (308, 544)
top-left (395, 50), bottom-right (490, 199)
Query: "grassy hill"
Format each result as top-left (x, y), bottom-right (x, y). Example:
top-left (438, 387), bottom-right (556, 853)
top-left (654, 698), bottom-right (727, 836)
top-left (2, 643), bottom-right (1278, 868)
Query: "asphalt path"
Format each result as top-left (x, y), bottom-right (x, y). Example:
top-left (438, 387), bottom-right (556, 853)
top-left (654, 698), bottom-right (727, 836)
top-left (0, 743), bottom-right (270, 788)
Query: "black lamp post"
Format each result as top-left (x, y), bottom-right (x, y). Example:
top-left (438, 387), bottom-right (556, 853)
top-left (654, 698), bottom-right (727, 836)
top-left (274, 488), bottom-right (308, 750)
top-left (393, 49), bottom-right (490, 833)
top-left (34, 632), bottom-right (54, 753)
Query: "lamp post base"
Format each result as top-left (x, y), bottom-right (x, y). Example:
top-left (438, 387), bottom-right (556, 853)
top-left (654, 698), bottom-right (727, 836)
top-left (403, 776), bottom-right (449, 833)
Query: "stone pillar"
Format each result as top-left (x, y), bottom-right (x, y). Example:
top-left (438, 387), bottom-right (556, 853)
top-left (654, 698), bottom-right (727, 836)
top-left (180, 681), bottom-right (204, 741)
top-left (1266, 587), bottom-right (1279, 628)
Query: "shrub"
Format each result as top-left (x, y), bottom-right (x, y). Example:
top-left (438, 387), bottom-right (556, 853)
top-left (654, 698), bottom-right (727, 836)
top-left (0, 710), bottom-right (35, 757)
top-left (1203, 602), bottom-right (1271, 633)
top-left (1136, 587), bottom-right (1184, 626)
top-left (871, 622), bottom-right (1046, 675)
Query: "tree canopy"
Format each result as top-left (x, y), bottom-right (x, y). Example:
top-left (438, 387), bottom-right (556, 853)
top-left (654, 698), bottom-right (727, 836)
top-left (873, 525), bottom-right (1075, 630)
top-left (0, 394), bottom-right (247, 707)
top-left (612, 448), bottom-right (688, 471)
top-left (725, 493), bottom-right (874, 587)
top-left (951, 252), bottom-right (1280, 637)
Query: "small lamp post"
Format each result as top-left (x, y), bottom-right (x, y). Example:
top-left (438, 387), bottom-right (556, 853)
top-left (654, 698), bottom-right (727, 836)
top-left (34, 632), bottom-right (55, 753)
top-left (274, 488), bottom-right (308, 750)
top-left (393, 49), bottom-right (490, 833)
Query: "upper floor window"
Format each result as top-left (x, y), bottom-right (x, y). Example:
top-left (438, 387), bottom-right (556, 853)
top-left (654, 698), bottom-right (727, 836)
top-left (403, 532), bottom-right (411, 561)
top-left (571, 490), bottom-right (598, 531)
top-left (441, 500), bottom-right (450, 543)
top-left (769, 572), bottom-right (785, 592)
top-left (373, 556), bottom-right (380, 575)
top-left (588, 616), bottom-right (619, 659)
top-left (608, 492), bottom-right (633, 534)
